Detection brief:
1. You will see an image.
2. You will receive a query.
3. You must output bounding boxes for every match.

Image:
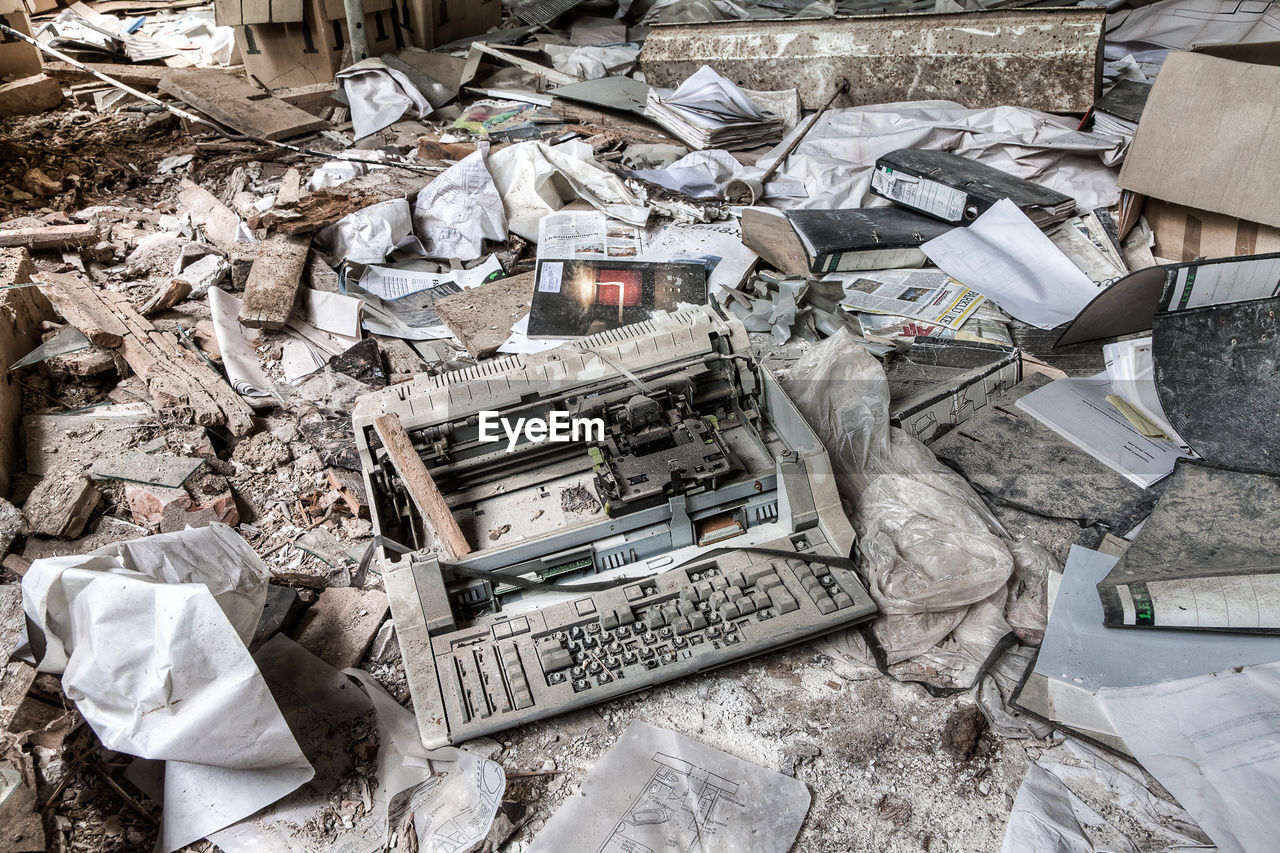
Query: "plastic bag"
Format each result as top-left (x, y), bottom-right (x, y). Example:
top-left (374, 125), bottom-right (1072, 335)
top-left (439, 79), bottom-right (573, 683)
top-left (785, 328), bottom-right (1046, 687)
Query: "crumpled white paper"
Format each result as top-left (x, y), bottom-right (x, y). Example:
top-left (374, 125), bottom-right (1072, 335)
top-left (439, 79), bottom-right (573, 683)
top-left (19, 524), bottom-right (314, 853)
top-left (315, 197), bottom-right (424, 264)
top-left (411, 142), bottom-right (507, 261)
top-left (336, 57), bottom-right (433, 140)
top-left (488, 141), bottom-right (649, 241)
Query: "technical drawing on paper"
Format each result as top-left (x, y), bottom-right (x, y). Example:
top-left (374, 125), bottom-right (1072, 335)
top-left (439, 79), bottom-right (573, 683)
top-left (599, 752), bottom-right (746, 853)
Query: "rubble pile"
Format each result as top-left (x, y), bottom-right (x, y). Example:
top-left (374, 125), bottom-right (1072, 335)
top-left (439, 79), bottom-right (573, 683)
top-left (1, 0), bottom-right (1278, 851)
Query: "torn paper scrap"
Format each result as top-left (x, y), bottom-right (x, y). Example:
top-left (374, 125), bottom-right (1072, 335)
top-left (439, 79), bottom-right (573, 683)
top-left (411, 142), bottom-right (507, 262)
top-left (346, 670), bottom-right (504, 851)
top-left (922, 199), bottom-right (1101, 329)
top-left (488, 141), bottom-right (649, 242)
top-left (527, 721), bottom-right (809, 853)
top-left (336, 57), bottom-right (433, 140)
top-left (18, 524), bottom-right (313, 852)
top-left (209, 287), bottom-right (273, 398)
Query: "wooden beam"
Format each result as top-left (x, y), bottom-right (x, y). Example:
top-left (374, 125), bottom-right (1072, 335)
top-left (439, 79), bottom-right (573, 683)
top-left (159, 68), bottom-right (328, 141)
top-left (38, 274), bottom-right (255, 435)
top-left (0, 223), bottom-right (98, 251)
top-left (261, 169), bottom-right (439, 235)
top-left (372, 413), bottom-right (471, 561)
top-left (42, 61), bottom-right (172, 89)
top-left (272, 83), bottom-right (338, 115)
top-left (239, 233), bottom-right (310, 330)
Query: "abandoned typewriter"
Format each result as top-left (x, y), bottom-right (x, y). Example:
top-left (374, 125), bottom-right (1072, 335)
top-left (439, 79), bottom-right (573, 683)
top-left (352, 306), bottom-right (876, 747)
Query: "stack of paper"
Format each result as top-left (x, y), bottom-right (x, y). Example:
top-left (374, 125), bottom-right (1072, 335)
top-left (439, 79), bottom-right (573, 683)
top-left (643, 65), bottom-right (784, 151)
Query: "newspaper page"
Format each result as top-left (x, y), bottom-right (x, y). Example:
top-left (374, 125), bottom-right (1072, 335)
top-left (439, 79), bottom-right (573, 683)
top-left (536, 211), bottom-right (757, 294)
top-left (829, 269), bottom-right (986, 330)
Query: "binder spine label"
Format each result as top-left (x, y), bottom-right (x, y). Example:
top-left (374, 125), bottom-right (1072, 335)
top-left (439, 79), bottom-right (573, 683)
top-left (872, 166), bottom-right (967, 223)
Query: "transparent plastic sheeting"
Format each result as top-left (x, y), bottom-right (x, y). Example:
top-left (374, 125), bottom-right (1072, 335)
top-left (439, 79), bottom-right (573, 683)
top-left (782, 329), bottom-right (1052, 687)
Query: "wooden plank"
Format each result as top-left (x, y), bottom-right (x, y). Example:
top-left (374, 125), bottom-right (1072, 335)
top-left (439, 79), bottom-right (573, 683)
top-left (37, 274), bottom-right (255, 435)
top-left (261, 169), bottom-right (439, 235)
top-left (272, 82), bottom-right (338, 114)
top-left (38, 272), bottom-right (128, 346)
top-left (0, 586), bottom-right (36, 733)
top-left (239, 232), bottom-right (310, 330)
top-left (372, 413), bottom-right (471, 561)
top-left (178, 180), bottom-right (242, 251)
top-left (42, 60), bottom-right (172, 89)
top-left (0, 74), bottom-right (63, 118)
top-left (0, 223), bottom-right (98, 251)
top-left (159, 68), bottom-right (329, 141)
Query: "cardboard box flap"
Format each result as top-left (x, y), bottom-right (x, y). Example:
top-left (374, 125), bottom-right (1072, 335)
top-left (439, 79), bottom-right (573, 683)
top-left (1119, 51), bottom-right (1280, 230)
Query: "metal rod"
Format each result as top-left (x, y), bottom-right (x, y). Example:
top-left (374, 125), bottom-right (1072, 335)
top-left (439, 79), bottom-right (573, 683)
top-left (0, 23), bottom-right (441, 175)
top-left (757, 77), bottom-right (850, 187)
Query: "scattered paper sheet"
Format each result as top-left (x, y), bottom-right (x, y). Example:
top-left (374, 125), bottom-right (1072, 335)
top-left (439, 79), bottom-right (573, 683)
top-left (349, 257), bottom-right (507, 340)
top-left (336, 57), bottom-right (433, 140)
top-left (535, 210), bottom-right (757, 295)
top-left (527, 721), bottom-right (809, 853)
top-left (360, 255), bottom-right (506, 300)
top-left (498, 314), bottom-right (567, 355)
top-left (18, 524), bottom-right (313, 853)
top-left (488, 141), bottom-right (649, 241)
top-left (830, 268), bottom-right (985, 331)
top-left (298, 289), bottom-right (364, 340)
top-left (1015, 372), bottom-right (1194, 487)
top-left (411, 142), bottom-right (507, 262)
top-left (209, 287), bottom-right (273, 398)
top-left (204, 639), bottom-right (504, 853)
top-left (1102, 660), bottom-right (1280, 853)
top-left (1102, 337), bottom-right (1186, 444)
top-left (922, 199), bottom-right (1101, 329)
top-left (1001, 738), bottom-right (1214, 853)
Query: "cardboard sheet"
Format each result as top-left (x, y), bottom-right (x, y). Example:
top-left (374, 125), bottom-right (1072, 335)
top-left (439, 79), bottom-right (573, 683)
top-left (1120, 52), bottom-right (1280, 229)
